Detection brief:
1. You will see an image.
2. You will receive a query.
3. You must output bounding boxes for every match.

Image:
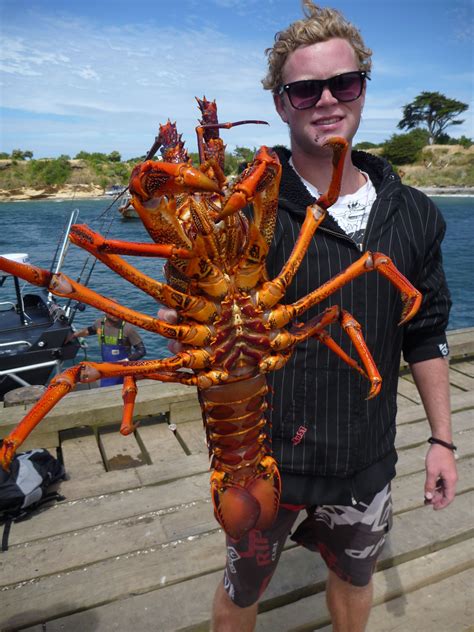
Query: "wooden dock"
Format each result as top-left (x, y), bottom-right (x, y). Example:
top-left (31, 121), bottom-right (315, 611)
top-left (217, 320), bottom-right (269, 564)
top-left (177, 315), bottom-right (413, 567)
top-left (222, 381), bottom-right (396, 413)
top-left (0, 328), bottom-right (473, 631)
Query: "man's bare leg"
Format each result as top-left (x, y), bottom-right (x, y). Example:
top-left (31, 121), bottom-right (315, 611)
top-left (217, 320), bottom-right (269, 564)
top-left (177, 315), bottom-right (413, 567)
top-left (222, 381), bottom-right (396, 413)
top-left (326, 570), bottom-right (373, 632)
top-left (211, 580), bottom-right (258, 632)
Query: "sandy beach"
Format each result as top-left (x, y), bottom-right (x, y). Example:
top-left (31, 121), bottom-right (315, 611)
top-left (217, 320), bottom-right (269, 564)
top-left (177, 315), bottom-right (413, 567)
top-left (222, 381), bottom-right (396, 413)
top-left (0, 184), bottom-right (106, 202)
top-left (1, 184), bottom-right (473, 202)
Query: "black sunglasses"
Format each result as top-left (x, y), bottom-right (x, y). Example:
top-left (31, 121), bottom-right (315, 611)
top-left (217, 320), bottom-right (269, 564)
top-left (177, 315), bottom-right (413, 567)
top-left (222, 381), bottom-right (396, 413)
top-left (279, 71), bottom-right (369, 110)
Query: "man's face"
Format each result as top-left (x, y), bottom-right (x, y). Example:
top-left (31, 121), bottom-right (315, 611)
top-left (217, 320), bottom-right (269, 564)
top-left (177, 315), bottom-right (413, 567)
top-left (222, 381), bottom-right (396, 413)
top-left (106, 314), bottom-right (120, 326)
top-left (274, 38), bottom-right (365, 158)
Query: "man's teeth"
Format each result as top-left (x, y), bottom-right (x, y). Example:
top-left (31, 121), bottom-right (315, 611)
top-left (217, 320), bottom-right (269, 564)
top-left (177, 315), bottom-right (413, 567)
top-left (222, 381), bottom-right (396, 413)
top-left (316, 118), bottom-right (340, 125)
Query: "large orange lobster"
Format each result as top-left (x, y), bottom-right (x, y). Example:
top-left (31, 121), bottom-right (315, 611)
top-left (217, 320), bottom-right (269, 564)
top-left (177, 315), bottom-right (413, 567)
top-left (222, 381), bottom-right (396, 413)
top-left (0, 98), bottom-right (421, 539)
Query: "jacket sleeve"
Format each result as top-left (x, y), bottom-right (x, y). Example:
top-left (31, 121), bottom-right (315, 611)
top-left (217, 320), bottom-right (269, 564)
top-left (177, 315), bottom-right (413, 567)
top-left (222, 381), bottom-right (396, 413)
top-left (402, 194), bottom-right (452, 364)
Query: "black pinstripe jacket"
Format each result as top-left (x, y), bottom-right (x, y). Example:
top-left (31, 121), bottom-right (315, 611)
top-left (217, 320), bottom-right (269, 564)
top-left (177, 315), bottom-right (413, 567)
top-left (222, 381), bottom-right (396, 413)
top-left (265, 146), bottom-right (451, 506)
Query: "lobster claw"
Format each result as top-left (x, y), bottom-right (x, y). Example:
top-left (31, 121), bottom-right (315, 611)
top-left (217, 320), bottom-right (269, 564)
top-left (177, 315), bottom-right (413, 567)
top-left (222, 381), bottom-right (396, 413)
top-left (217, 146), bottom-right (281, 221)
top-left (129, 160), bottom-right (221, 202)
top-left (210, 455), bottom-right (281, 540)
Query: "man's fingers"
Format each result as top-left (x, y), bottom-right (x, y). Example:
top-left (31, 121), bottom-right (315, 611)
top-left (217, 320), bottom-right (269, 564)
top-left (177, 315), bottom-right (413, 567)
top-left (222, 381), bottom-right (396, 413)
top-left (158, 307), bottom-right (178, 324)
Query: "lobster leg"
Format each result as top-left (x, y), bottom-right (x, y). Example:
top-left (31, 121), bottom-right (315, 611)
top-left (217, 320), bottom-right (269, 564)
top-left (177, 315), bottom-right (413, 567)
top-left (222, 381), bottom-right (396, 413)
top-left (70, 224), bottom-right (193, 259)
top-left (0, 257), bottom-right (214, 346)
top-left (263, 305), bottom-right (381, 397)
top-left (121, 376), bottom-right (138, 436)
top-left (291, 307), bottom-right (382, 398)
top-left (256, 137), bottom-right (349, 309)
top-left (69, 226), bottom-right (218, 322)
top-left (268, 251), bottom-right (422, 329)
top-left (0, 350), bottom-right (221, 470)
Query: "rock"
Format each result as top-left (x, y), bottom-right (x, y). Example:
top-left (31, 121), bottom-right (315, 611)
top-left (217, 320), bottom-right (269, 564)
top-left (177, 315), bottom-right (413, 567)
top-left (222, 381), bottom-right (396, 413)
top-left (4, 385), bottom-right (47, 407)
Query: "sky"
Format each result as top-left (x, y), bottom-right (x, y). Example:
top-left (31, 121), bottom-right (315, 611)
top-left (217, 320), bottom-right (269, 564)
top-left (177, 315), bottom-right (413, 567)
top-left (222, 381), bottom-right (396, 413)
top-left (0, 0), bottom-right (473, 159)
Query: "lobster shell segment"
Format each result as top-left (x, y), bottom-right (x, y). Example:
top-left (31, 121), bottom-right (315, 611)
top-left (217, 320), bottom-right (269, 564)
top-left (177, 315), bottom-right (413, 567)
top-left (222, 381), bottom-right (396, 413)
top-left (204, 375), bottom-right (281, 539)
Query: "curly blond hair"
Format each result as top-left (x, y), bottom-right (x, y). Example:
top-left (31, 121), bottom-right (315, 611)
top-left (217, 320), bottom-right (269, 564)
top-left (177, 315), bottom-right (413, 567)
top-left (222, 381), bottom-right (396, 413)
top-left (262, 1), bottom-right (372, 93)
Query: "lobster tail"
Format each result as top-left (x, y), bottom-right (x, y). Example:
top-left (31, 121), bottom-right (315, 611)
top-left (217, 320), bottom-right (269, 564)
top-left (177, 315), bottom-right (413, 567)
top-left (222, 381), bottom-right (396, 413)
top-left (203, 375), bottom-right (281, 539)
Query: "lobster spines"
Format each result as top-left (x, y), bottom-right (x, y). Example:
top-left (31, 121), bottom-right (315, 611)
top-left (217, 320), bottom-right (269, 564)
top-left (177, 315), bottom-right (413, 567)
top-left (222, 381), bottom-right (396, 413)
top-left (196, 96), bottom-right (220, 141)
top-left (196, 96), bottom-right (226, 173)
top-left (157, 120), bottom-right (189, 163)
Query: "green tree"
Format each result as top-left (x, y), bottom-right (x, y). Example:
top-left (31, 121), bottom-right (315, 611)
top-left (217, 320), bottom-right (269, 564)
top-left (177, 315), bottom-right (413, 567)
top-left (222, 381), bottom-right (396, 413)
top-left (457, 135), bottom-right (473, 148)
top-left (27, 157), bottom-right (71, 186)
top-left (0, 152), bottom-right (9, 159)
top-left (11, 149), bottom-right (27, 160)
top-left (398, 91), bottom-right (468, 145)
top-left (354, 141), bottom-right (379, 150)
top-left (108, 150), bottom-right (122, 162)
top-left (233, 146), bottom-right (255, 164)
top-left (382, 130), bottom-right (427, 165)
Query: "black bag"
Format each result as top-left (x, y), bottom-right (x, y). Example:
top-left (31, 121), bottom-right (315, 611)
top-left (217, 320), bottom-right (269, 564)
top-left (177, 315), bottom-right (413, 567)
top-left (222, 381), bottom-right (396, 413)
top-left (0, 448), bottom-right (66, 551)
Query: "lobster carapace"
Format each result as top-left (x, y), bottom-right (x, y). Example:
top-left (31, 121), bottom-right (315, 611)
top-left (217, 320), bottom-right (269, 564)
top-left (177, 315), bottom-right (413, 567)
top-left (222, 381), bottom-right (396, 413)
top-left (0, 97), bottom-right (421, 539)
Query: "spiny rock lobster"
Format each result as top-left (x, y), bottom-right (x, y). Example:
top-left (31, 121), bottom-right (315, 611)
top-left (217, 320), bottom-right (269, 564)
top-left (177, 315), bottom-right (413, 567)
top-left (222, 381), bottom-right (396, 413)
top-left (0, 97), bottom-right (421, 539)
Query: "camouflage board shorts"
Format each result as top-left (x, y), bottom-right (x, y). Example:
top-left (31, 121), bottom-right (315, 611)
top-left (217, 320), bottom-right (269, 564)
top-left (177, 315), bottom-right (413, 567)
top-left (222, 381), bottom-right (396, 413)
top-left (223, 484), bottom-right (392, 607)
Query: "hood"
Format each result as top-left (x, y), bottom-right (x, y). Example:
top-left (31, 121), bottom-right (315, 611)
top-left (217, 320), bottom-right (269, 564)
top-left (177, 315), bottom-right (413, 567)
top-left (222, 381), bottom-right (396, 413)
top-left (273, 145), bottom-right (402, 223)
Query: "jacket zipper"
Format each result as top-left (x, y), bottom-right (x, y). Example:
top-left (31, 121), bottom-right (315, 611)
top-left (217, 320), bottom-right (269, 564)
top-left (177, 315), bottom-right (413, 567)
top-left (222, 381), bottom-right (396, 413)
top-left (318, 225), bottom-right (361, 250)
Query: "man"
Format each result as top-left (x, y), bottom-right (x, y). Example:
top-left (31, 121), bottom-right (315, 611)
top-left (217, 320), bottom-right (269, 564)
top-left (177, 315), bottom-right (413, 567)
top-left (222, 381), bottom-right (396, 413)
top-left (69, 313), bottom-right (146, 386)
top-left (210, 3), bottom-right (457, 631)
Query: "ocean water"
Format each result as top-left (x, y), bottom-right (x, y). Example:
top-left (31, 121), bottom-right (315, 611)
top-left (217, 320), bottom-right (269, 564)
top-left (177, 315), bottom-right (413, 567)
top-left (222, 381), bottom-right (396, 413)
top-left (0, 195), bottom-right (472, 363)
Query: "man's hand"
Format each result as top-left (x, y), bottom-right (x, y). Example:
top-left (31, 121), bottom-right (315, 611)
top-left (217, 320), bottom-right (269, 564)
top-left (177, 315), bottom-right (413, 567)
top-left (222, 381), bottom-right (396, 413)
top-left (158, 308), bottom-right (182, 354)
top-left (424, 444), bottom-right (458, 510)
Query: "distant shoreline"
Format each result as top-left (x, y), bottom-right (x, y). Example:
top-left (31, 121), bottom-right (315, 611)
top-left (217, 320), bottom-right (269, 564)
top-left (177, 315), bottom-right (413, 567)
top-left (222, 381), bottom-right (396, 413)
top-left (417, 186), bottom-right (474, 196)
top-left (0, 185), bottom-right (473, 202)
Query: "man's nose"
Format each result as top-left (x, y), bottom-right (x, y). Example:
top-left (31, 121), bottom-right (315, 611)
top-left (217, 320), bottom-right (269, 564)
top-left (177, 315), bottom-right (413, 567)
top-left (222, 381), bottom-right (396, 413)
top-left (316, 85), bottom-right (338, 106)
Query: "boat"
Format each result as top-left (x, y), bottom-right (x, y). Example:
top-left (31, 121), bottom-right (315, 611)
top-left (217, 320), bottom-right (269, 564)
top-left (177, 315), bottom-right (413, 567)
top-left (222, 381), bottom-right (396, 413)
top-left (0, 212), bottom-right (83, 400)
top-left (104, 184), bottom-right (125, 196)
top-left (118, 193), bottom-right (139, 220)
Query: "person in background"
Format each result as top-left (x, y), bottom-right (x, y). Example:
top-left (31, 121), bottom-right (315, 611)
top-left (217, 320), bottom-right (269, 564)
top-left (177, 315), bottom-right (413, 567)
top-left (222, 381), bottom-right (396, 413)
top-left (69, 313), bottom-right (146, 386)
top-left (206, 2), bottom-right (457, 631)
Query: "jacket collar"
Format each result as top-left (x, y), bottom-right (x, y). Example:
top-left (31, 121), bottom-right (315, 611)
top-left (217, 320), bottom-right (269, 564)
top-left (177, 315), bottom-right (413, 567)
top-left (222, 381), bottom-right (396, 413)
top-left (273, 145), bottom-right (402, 241)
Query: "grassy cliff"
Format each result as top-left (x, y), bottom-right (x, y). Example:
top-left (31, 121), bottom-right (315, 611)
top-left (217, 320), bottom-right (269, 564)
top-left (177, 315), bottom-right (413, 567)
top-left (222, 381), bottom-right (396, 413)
top-left (0, 144), bottom-right (473, 200)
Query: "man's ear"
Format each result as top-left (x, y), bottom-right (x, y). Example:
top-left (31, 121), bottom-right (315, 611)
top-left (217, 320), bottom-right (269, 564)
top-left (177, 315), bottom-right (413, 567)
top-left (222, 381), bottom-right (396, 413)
top-left (274, 93), bottom-right (289, 124)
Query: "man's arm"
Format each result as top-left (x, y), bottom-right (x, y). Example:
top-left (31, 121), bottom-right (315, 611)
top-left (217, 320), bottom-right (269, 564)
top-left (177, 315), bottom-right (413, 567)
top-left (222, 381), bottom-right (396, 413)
top-left (67, 325), bottom-right (96, 342)
top-left (125, 325), bottom-right (146, 360)
top-left (409, 356), bottom-right (458, 510)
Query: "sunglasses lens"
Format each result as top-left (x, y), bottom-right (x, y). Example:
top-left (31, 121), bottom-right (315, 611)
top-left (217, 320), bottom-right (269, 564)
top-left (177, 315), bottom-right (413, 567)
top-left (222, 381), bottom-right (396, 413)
top-left (284, 72), bottom-right (365, 109)
top-left (287, 81), bottom-right (322, 109)
top-left (330, 72), bottom-right (363, 102)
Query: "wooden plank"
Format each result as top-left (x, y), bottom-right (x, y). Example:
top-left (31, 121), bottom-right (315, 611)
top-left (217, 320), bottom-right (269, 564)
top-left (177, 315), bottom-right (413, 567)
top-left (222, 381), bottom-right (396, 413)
top-left (135, 418), bottom-right (187, 464)
top-left (2, 490), bottom-right (472, 630)
top-left (60, 426), bottom-right (105, 478)
top-left (0, 380), bottom-right (198, 435)
top-left (52, 452), bottom-right (209, 502)
top-left (169, 395), bottom-right (202, 425)
top-left (256, 540), bottom-right (473, 632)
top-left (396, 409), bottom-right (472, 450)
top-left (452, 360), bottom-right (474, 377)
top-left (0, 492), bottom-right (474, 630)
top-left (444, 327), bottom-right (474, 358)
top-left (392, 457), bottom-right (473, 514)
top-left (98, 424), bottom-right (149, 470)
top-left (365, 567), bottom-right (474, 632)
top-left (403, 366), bottom-right (474, 393)
top-left (177, 420), bottom-right (208, 455)
top-left (448, 369), bottom-right (474, 391)
top-left (397, 389), bottom-right (474, 425)
top-left (396, 377), bottom-right (422, 403)
top-left (21, 430), bottom-right (60, 452)
top-left (395, 394), bottom-right (417, 410)
top-left (5, 472), bottom-right (211, 547)
top-left (4, 461), bottom-right (471, 591)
